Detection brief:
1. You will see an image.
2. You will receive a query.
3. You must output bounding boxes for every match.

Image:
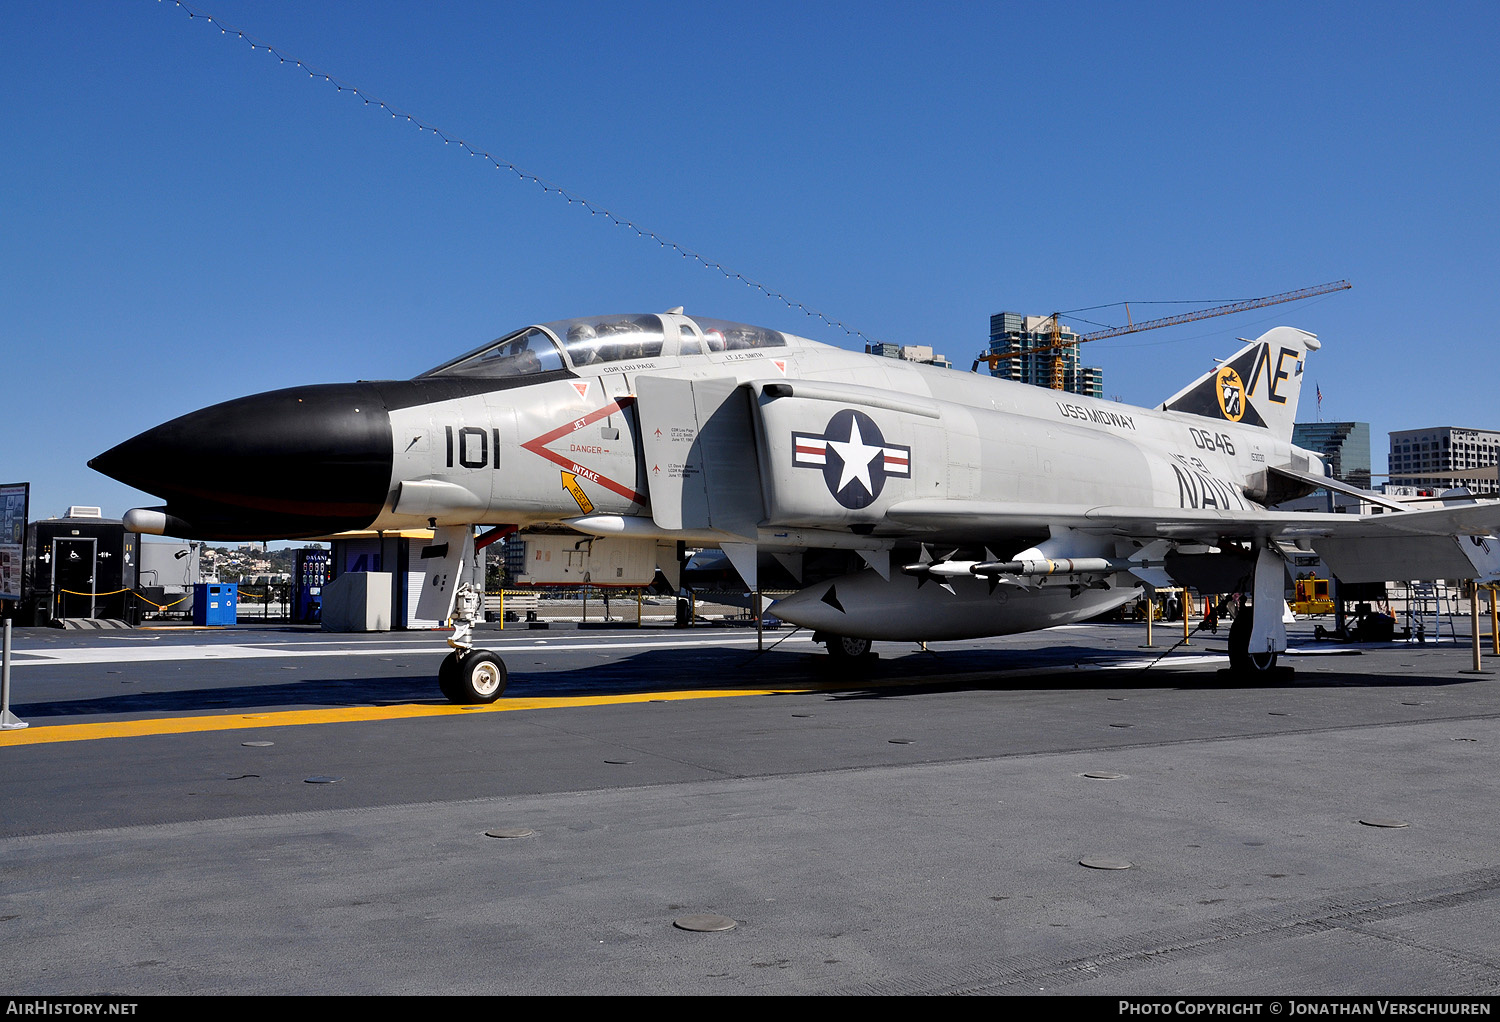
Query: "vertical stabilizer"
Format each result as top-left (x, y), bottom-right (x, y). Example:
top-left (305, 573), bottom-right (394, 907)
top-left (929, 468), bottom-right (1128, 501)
top-left (1159, 326), bottom-right (1319, 442)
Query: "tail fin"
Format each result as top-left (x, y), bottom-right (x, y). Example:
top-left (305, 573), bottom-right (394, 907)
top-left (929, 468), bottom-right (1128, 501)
top-left (1159, 326), bottom-right (1319, 441)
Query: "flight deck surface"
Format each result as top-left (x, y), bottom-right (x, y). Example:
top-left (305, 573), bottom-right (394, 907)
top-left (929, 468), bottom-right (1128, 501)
top-left (2, 621), bottom-right (1498, 995)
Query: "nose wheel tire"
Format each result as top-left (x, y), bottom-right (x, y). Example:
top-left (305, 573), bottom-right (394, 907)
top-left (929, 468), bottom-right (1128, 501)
top-left (439, 649), bottom-right (508, 703)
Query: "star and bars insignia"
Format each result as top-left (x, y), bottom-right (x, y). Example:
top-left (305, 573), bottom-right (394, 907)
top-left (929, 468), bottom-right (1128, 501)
top-left (793, 408), bottom-right (910, 509)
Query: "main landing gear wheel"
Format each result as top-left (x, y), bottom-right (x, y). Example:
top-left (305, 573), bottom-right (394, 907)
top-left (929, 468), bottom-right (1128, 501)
top-left (1227, 610), bottom-right (1278, 676)
top-left (818, 633), bottom-right (876, 677)
top-left (439, 649), bottom-right (509, 704)
top-left (826, 635), bottom-right (873, 661)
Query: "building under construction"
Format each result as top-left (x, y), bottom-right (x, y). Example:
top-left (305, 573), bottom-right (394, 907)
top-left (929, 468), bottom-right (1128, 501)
top-left (986, 313), bottom-right (1103, 398)
top-left (980, 282), bottom-right (1351, 400)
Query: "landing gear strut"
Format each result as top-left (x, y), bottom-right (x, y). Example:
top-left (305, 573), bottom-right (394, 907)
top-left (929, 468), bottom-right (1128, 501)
top-left (419, 526), bottom-right (514, 704)
top-left (1223, 544), bottom-right (1291, 680)
top-left (1227, 607), bottom-right (1278, 675)
top-left (439, 573), bottom-right (509, 704)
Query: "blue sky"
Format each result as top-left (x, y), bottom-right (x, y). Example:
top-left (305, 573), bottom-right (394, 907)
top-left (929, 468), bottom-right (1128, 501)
top-left (3, 1), bottom-right (1496, 521)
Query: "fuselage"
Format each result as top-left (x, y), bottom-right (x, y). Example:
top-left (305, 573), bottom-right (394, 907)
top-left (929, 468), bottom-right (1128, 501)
top-left (374, 313), bottom-right (1315, 540)
top-left (92, 311), bottom-right (1319, 548)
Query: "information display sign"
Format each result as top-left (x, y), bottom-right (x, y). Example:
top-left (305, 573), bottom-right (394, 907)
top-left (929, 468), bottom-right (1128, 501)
top-left (0, 483), bottom-right (28, 602)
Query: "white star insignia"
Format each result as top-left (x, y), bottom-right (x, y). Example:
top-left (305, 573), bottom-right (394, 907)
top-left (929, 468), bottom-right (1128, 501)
top-left (827, 417), bottom-right (881, 496)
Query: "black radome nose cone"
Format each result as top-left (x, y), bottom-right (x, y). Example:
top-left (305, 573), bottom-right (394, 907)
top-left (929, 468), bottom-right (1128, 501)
top-left (91, 383), bottom-right (393, 540)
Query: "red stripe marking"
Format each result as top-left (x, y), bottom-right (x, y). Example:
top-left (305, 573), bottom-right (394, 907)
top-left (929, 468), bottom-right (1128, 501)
top-left (520, 396), bottom-right (647, 505)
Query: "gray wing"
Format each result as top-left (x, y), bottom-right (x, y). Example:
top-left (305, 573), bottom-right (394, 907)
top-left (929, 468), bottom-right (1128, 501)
top-left (886, 498), bottom-right (1500, 583)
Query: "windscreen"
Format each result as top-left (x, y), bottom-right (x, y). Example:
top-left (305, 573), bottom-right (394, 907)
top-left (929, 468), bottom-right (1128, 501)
top-left (419, 327), bottom-right (566, 379)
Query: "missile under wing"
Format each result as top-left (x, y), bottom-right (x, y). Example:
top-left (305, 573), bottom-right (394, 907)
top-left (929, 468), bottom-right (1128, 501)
top-left (91, 313), bottom-right (1500, 702)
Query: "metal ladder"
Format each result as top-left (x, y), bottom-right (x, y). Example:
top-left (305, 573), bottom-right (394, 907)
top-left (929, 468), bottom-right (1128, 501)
top-left (1407, 582), bottom-right (1459, 644)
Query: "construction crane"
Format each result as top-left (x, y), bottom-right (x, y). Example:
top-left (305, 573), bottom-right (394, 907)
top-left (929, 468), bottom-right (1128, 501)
top-left (976, 280), bottom-right (1352, 389)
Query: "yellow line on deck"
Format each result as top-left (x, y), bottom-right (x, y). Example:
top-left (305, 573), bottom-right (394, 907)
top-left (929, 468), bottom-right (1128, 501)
top-left (0, 686), bottom-right (828, 746)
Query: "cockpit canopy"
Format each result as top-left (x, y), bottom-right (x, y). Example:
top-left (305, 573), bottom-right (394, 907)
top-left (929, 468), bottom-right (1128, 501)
top-left (419, 313), bottom-right (788, 379)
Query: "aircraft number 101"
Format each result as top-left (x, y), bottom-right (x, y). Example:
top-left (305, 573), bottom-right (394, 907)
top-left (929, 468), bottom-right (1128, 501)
top-left (445, 426), bottom-right (502, 469)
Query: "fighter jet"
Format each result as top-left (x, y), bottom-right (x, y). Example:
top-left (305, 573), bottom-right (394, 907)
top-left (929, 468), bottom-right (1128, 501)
top-left (90, 311), bottom-right (1500, 702)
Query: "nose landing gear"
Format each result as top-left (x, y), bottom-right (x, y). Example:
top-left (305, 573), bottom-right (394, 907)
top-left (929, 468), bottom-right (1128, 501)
top-left (417, 531), bottom-right (513, 704)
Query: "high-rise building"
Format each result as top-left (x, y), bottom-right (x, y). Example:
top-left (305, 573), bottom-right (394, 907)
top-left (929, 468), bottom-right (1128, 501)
top-left (1388, 426), bottom-right (1500, 495)
top-left (1291, 421), bottom-right (1371, 489)
top-left (1076, 365), bottom-right (1106, 401)
top-left (987, 312), bottom-right (1103, 398)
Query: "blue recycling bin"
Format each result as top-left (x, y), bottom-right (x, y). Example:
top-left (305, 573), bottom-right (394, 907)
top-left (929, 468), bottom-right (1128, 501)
top-left (193, 583), bottom-right (238, 626)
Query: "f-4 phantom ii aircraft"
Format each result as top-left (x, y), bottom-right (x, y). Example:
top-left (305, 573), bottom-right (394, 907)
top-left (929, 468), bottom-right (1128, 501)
top-left (91, 311), bottom-right (1500, 702)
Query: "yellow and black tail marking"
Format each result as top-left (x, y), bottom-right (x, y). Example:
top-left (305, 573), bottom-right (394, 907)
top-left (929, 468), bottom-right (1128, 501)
top-left (1159, 326), bottom-right (1319, 441)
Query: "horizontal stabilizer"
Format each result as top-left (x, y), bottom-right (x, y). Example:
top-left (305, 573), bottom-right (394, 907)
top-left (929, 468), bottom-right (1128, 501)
top-left (1267, 463), bottom-right (1410, 512)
